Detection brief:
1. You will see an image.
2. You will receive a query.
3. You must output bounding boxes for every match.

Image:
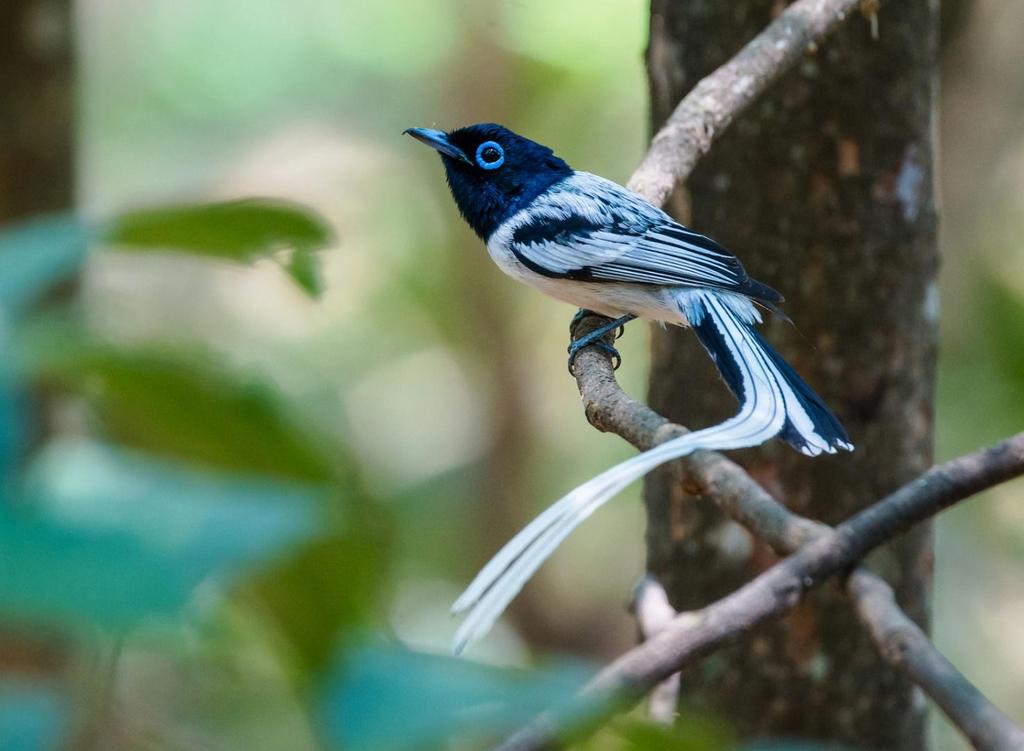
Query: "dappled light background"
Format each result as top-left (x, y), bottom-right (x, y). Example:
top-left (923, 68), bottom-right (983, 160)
top-left (0, 0), bottom-right (1021, 749)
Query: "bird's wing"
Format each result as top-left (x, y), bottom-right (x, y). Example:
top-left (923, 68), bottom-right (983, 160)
top-left (505, 172), bottom-right (782, 304)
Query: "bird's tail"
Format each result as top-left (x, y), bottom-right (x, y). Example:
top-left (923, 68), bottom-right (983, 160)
top-left (450, 291), bottom-right (851, 653)
top-left (685, 290), bottom-right (852, 456)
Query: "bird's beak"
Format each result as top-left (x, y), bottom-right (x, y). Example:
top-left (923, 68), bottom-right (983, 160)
top-left (404, 127), bottom-right (471, 163)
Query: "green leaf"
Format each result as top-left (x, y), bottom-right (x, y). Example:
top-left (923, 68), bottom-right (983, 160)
top-left (283, 245), bottom-right (324, 297)
top-left (0, 215), bottom-right (91, 316)
top-left (319, 643), bottom-right (592, 751)
top-left (105, 199), bottom-right (334, 297)
top-left (22, 332), bottom-right (341, 483)
top-left (0, 439), bottom-right (322, 629)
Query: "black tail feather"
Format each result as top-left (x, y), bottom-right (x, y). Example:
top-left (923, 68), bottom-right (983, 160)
top-left (691, 298), bottom-right (851, 455)
top-left (751, 328), bottom-right (851, 452)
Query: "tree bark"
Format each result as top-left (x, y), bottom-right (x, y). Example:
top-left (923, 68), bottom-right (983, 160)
top-left (643, 2), bottom-right (939, 748)
top-left (0, 0), bottom-right (74, 218)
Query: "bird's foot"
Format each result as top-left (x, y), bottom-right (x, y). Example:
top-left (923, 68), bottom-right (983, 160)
top-left (568, 309), bottom-right (630, 340)
top-left (567, 311), bottom-right (636, 375)
top-left (568, 338), bottom-right (622, 374)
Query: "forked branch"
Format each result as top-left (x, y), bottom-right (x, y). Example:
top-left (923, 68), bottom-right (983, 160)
top-left (495, 433), bottom-right (1024, 751)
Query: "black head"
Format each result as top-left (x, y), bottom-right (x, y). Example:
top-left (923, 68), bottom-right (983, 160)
top-left (405, 123), bottom-right (573, 240)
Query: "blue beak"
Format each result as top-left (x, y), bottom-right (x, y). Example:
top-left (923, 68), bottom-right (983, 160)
top-left (404, 127), bottom-right (471, 163)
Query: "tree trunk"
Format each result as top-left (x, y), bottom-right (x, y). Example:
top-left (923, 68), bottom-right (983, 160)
top-left (0, 0), bottom-right (74, 218)
top-left (643, 2), bottom-right (939, 748)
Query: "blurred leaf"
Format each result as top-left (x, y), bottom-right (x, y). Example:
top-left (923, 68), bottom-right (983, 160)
top-left (106, 198), bottom-right (331, 259)
top-left (284, 246), bottom-right (324, 297)
top-left (245, 529), bottom-right (387, 676)
top-left (577, 723), bottom-right (859, 751)
top-left (938, 276), bottom-right (1024, 459)
top-left (105, 199), bottom-right (333, 297)
top-left (0, 215), bottom-right (91, 317)
top-left (576, 716), bottom-right (733, 751)
top-left (318, 642), bottom-right (591, 751)
top-left (0, 439), bottom-right (321, 629)
top-left (982, 278), bottom-right (1024, 385)
top-left (0, 364), bottom-right (28, 482)
top-left (22, 332), bottom-right (340, 483)
top-left (0, 683), bottom-right (66, 751)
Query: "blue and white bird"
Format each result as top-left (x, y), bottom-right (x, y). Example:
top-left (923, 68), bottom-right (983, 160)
top-left (406, 123), bottom-right (853, 652)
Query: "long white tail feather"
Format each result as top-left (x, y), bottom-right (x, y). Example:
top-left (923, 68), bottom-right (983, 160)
top-left (451, 408), bottom-right (780, 652)
top-left (451, 292), bottom-right (842, 653)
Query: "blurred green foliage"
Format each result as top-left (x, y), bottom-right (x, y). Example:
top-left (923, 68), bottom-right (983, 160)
top-left (107, 199), bottom-right (332, 296)
top-left (4, 438), bottom-right (318, 627)
top-left (0, 205), bottom-right (397, 747)
top-left (0, 204), bottom-right (595, 751)
top-left (322, 643), bottom-right (591, 750)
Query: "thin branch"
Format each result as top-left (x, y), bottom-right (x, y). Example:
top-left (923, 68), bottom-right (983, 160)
top-left (848, 570), bottom-right (1024, 751)
top-left (494, 434), bottom-right (1024, 751)
top-left (631, 577), bottom-right (681, 725)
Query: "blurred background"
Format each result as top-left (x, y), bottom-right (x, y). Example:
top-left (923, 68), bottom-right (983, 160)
top-left (0, 0), bottom-right (1021, 749)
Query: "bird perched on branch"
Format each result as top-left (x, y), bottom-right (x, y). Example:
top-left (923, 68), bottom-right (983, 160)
top-left (406, 123), bottom-right (853, 653)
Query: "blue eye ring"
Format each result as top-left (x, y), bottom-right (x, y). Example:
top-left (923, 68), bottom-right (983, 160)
top-left (475, 141), bottom-right (505, 170)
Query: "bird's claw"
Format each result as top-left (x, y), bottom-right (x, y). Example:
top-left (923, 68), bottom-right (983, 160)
top-left (566, 310), bottom-right (635, 375)
top-left (568, 338), bottom-right (622, 375)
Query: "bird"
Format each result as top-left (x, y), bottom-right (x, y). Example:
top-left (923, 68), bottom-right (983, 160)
top-left (405, 122), bottom-right (853, 653)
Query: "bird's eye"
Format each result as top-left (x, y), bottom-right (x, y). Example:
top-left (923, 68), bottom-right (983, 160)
top-left (475, 141), bottom-right (505, 170)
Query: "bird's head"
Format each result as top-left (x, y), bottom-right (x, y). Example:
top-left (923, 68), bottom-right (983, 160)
top-left (405, 123), bottom-right (573, 240)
